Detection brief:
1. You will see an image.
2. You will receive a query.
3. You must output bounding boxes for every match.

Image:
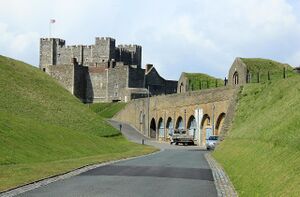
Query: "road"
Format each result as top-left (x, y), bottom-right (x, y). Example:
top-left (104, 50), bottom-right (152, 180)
top-left (17, 120), bottom-right (217, 197)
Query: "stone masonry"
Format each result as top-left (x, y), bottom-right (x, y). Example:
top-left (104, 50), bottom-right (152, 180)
top-left (40, 37), bottom-right (177, 103)
top-left (114, 87), bottom-right (237, 146)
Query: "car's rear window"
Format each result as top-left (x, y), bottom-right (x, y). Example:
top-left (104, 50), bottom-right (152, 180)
top-left (208, 136), bottom-right (218, 140)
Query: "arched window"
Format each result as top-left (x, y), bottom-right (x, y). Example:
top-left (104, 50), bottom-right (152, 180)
top-left (180, 82), bottom-right (184, 93)
top-left (233, 71), bottom-right (239, 85)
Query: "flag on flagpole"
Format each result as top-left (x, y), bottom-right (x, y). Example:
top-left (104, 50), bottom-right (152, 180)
top-left (50, 19), bottom-right (56, 23)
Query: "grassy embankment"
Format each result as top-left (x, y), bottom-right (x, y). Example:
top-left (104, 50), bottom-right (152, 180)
top-left (241, 58), bottom-right (296, 83)
top-left (213, 75), bottom-right (300, 196)
top-left (90, 102), bottom-right (126, 118)
top-left (185, 73), bottom-right (224, 90)
top-left (0, 55), bottom-right (156, 191)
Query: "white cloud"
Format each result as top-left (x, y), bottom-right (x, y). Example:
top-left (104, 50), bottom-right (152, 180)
top-left (0, 22), bottom-right (39, 63)
top-left (10, 32), bottom-right (39, 53)
top-left (0, 0), bottom-right (300, 78)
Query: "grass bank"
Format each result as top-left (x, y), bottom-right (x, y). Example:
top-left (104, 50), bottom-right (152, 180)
top-left (185, 73), bottom-right (224, 90)
top-left (90, 102), bottom-right (126, 118)
top-left (0, 55), bottom-right (157, 191)
top-left (213, 76), bottom-right (300, 196)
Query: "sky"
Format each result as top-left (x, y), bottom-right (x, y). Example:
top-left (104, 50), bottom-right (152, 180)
top-left (1, 0), bottom-right (300, 80)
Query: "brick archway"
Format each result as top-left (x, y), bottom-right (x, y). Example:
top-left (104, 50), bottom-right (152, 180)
top-left (215, 113), bottom-right (226, 135)
top-left (187, 115), bottom-right (196, 137)
top-left (175, 116), bottom-right (184, 129)
top-left (158, 117), bottom-right (164, 139)
top-left (166, 117), bottom-right (173, 137)
top-left (150, 118), bottom-right (156, 138)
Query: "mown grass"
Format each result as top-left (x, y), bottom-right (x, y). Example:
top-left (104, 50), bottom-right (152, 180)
top-left (185, 73), bottom-right (224, 91)
top-left (89, 102), bottom-right (127, 118)
top-left (0, 55), bottom-right (157, 191)
top-left (213, 76), bottom-right (300, 196)
top-left (241, 58), bottom-right (296, 83)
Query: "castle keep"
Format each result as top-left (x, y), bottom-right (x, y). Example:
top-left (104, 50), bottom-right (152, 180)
top-left (40, 37), bottom-right (177, 102)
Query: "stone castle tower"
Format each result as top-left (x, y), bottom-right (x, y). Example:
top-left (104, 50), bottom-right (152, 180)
top-left (39, 37), bottom-right (177, 103)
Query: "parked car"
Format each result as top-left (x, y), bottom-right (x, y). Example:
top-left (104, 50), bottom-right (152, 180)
top-left (206, 135), bottom-right (219, 150)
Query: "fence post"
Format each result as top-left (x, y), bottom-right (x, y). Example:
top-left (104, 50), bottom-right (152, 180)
top-left (268, 71), bottom-right (270, 81)
top-left (257, 72), bottom-right (260, 83)
top-left (215, 79), bottom-right (218, 87)
top-left (283, 67), bottom-right (286, 79)
top-left (207, 80), bottom-right (209, 88)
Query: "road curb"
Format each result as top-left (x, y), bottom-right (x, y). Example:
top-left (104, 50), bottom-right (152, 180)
top-left (0, 150), bottom-right (162, 197)
top-left (205, 153), bottom-right (238, 197)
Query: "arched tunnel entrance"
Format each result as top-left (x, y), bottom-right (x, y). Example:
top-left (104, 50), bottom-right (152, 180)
top-left (166, 117), bottom-right (173, 140)
top-left (201, 114), bottom-right (212, 143)
top-left (150, 118), bottom-right (156, 139)
top-left (215, 113), bottom-right (226, 136)
top-left (187, 115), bottom-right (197, 139)
top-left (175, 116), bottom-right (184, 130)
top-left (158, 118), bottom-right (164, 140)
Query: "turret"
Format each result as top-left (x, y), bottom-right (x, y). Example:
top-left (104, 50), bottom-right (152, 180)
top-left (39, 38), bottom-right (65, 70)
top-left (93, 37), bottom-right (116, 63)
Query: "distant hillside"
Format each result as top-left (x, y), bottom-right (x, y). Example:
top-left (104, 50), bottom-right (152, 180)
top-left (185, 73), bottom-right (224, 90)
top-left (240, 58), bottom-right (296, 82)
top-left (213, 75), bottom-right (300, 196)
top-left (0, 55), bottom-right (155, 191)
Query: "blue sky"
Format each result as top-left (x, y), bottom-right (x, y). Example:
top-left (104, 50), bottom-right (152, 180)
top-left (1, 0), bottom-right (300, 80)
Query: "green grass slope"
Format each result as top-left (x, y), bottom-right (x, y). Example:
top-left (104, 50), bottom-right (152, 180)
top-left (90, 102), bottom-right (126, 118)
top-left (241, 58), bottom-right (296, 83)
top-left (213, 76), bottom-right (300, 196)
top-left (0, 55), bottom-right (156, 191)
top-left (185, 73), bottom-right (224, 91)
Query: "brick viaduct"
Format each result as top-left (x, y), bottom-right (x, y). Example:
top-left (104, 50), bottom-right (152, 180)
top-left (114, 87), bottom-right (238, 146)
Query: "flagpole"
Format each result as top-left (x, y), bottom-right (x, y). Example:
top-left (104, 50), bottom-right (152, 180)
top-left (49, 21), bottom-right (51, 38)
top-left (49, 19), bottom-right (55, 38)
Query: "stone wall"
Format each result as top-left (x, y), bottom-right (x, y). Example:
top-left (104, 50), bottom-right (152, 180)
top-left (40, 37), bottom-right (178, 103)
top-left (45, 64), bottom-right (74, 93)
top-left (128, 67), bottom-right (145, 88)
top-left (114, 87), bottom-right (236, 146)
top-left (107, 65), bottom-right (129, 102)
top-left (86, 67), bottom-right (108, 103)
top-left (177, 73), bottom-right (188, 93)
top-left (93, 37), bottom-right (116, 63)
top-left (74, 65), bottom-right (87, 101)
top-left (116, 45), bottom-right (142, 68)
top-left (228, 57), bottom-right (248, 86)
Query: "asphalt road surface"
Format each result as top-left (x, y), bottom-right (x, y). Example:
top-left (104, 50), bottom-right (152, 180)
top-left (17, 120), bottom-right (217, 197)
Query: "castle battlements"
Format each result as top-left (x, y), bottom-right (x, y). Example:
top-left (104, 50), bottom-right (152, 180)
top-left (40, 36), bottom-right (141, 68)
top-left (117, 44), bottom-right (142, 50)
top-left (95, 37), bottom-right (115, 41)
top-left (39, 36), bottom-right (177, 103)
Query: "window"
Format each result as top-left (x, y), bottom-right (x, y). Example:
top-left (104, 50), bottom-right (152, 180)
top-left (42, 68), bottom-right (46, 72)
top-left (233, 71), bottom-right (239, 85)
top-left (114, 92), bottom-right (118, 97)
top-left (114, 83), bottom-right (118, 88)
